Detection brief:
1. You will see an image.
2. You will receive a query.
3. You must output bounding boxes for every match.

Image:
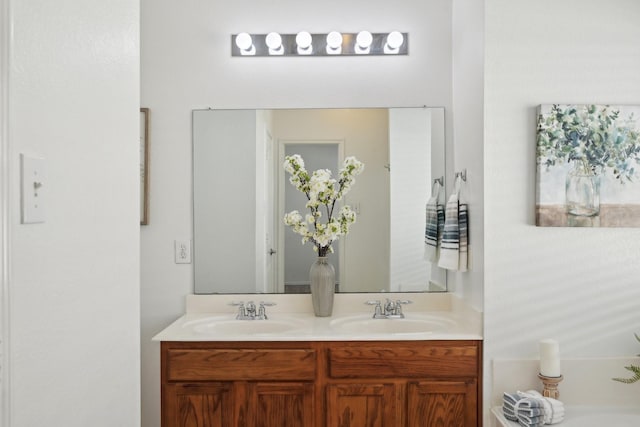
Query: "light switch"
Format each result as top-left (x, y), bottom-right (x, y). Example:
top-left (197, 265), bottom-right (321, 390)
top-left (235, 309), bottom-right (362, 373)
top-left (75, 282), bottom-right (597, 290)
top-left (21, 154), bottom-right (46, 224)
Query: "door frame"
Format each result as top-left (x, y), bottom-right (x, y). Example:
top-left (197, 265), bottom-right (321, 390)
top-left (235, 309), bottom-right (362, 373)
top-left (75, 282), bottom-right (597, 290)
top-left (261, 125), bottom-right (277, 293)
top-left (0, 0), bottom-right (11, 424)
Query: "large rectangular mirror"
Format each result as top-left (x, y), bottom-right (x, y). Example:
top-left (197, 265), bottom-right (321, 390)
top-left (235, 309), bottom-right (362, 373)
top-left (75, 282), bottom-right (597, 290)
top-left (193, 107), bottom-right (446, 294)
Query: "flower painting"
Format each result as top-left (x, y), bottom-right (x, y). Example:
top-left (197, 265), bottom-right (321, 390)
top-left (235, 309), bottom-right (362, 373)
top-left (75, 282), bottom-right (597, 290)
top-left (536, 104), bottom-right (640, 227)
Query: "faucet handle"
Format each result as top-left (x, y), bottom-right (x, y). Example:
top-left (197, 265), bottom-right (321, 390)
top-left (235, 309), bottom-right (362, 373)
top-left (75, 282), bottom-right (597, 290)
top-left (394, 300), bottom-right (412, 316)
top-left (365, 300), bottom-right (384, 318)
top-left (259, 301), bottom-right (277, 307)
top-left (229, 301), bottom-right (247, 319)
top-left (257, 301), bottom-right (276, 319)
top-left (229, 300), bottom-right (246, 312)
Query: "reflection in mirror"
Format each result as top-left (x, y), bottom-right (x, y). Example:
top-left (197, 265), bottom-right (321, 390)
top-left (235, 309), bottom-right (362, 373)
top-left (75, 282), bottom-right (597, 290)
top-left (193, 108), bottom-right (446, 294)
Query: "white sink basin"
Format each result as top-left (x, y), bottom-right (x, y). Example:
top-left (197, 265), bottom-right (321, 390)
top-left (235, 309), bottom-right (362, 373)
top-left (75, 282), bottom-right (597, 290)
top-left (182, 317), bottom-right (304, 336)
top-left (329, 314), bottom-right (455, 335)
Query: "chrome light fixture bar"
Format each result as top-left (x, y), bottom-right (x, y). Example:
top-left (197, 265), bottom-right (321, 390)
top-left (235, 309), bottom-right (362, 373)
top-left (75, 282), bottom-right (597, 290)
top-left (231, 31), bottom-right (408, 57)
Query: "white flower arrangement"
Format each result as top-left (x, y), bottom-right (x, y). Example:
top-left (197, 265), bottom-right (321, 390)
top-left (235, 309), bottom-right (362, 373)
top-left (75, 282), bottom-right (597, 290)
top-left (283, 154), bottom-right (364, 257)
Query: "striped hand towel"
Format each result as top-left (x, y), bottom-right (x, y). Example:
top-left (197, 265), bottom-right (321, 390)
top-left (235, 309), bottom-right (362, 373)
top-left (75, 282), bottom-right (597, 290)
top-left (459, 203), bottom-right (468, 272)
top-left (424, 196), bottom-right (444, 262)
top-left (438, 193), bottom-right (460, 270)
top-left (502, 392), bottom-right (521, 422)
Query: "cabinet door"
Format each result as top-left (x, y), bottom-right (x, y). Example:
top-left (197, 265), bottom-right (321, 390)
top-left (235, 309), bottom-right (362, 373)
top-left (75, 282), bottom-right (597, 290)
top-left (326, 383), bottom-right (400, 427)
top-left (163, 383), bottom-right (234, 427)
top-left (407, 380), bottom-right (477, 427)
top-left (248, 382), bottom-right (315, 427)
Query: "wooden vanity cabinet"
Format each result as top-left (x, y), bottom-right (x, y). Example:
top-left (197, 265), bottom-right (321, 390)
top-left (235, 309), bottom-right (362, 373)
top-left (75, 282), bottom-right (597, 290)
top-left (161, 342), bottom-right (316, 427)
top-left (161, 340), bottom-right (482, 427)
top-left (325, 341), bottom-right (481, 427)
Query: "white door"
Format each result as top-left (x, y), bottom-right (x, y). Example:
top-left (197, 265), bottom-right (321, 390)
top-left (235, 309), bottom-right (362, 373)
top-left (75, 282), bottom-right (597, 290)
top-left (264, 128), bottom-right (277, 292)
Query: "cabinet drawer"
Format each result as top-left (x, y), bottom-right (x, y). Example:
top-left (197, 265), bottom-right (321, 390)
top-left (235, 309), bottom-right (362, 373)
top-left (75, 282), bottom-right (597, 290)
top-left (328, 341), bottom-right (478, 378)
top-left (167, 348), bottom-right (316, 381)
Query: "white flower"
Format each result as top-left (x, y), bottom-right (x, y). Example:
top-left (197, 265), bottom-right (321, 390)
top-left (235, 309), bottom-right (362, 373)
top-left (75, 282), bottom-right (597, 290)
top-left (283, 154), bottom-right (364, 257)
top-left (309, 170), bottom-right (337, 205)
top-left (283, 154), bottom-right (305, 174)
top-left (284, 210), bottom-right (303, 226)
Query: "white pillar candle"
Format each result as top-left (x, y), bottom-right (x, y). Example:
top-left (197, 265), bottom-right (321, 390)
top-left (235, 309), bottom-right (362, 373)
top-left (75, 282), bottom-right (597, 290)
top-left (539, 339), bottom-right (561, 377)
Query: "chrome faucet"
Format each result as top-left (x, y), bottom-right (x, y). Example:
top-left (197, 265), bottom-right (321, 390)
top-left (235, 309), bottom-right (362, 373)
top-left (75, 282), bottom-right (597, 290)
top-left (365, 298), bottom-right (412, 319)
top-left (230, 301), bottom-right (276, 320)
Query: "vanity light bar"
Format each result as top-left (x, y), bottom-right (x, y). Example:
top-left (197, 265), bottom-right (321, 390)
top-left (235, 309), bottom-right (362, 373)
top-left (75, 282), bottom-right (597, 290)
top-left (231, 31), bottom-right (409, 57)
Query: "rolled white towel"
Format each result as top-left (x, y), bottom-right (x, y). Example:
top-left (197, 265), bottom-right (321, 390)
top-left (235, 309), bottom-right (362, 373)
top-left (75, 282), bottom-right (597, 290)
top-left (516, 412), bottom-right (545, 427)
top-left (520, 390), bottom-right (565, 417)
top-left (503, 406), bottom-right (517, 422)
top-left (517, 407), bottom-right (545, 418)
top-left (520, 390), bottom-right (565, 409)
top-left (516, 390), bottom-right (565, 424)
top-left (502, 392), bottom-right (520, 421)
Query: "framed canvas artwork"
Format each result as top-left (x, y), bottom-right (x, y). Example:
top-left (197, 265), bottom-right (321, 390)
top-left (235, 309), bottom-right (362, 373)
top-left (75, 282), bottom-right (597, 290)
top-left (536, 104), bottom-right (640, 227)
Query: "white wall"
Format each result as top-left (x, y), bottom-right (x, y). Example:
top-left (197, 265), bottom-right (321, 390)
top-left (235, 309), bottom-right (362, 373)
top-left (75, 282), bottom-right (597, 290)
top-left (484, 0), bottom-right (640, 422)
top-left (142, 1), bottom-right (640, 425)
top-left (141, 1), bottom-right (454, 425)
top-left (4, 0), bottom-right (140, 426)
top-left (0, 0), bottom-right (9, 423)
top-left (451, 0), bottom-right (484, 310)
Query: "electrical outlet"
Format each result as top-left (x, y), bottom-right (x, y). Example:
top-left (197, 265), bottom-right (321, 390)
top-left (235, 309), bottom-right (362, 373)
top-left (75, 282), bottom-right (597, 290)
top-left (174, 240), bottom-right (192, 264)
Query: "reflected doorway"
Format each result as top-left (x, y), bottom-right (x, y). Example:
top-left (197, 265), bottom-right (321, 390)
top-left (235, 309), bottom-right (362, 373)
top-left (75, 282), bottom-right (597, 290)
top-left (278, 141), bottom-right (344, 293)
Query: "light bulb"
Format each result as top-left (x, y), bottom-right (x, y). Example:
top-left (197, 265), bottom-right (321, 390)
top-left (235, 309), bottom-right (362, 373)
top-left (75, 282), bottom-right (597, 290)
top-left (386, 31), bottom-right (404, 50)
top-left (265, 32), bottom-right (282, 49)
top-left (265, 32), bottom-right (283, 55)
top-left (296, 31), bottom-right (312, 50)
top-left (356, 31), bottom-right (373, 49)
top-left (235, 32), bottom-right (253, 51)
top-left (326, 31), bottom-right (343, 50)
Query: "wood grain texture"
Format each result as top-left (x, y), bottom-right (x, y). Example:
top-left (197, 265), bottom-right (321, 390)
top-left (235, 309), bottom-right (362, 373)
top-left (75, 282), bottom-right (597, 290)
top-left (252, 382), bottom-right (315, 427)
top-left (326, 383), bottom-right (398, 427)
top-left (161, 340), bottom-right (482, 427)
top-left (328, 341), bottom-right (478, 378)
top-left (407, 380), bottom-right (477, 427)
top-left (167, 348), bottom-right (316, 381)
top-left (165, 383), bottom-right (234, 427)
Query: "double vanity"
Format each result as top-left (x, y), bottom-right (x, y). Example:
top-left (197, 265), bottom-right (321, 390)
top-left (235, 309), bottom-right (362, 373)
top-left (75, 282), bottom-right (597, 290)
top-left (154, 293), bottom-right (483, 427)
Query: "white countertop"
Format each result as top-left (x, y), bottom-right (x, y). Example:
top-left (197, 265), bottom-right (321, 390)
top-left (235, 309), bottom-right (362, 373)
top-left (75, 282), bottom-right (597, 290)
top-left (152, 292), bottom-right (483, 342)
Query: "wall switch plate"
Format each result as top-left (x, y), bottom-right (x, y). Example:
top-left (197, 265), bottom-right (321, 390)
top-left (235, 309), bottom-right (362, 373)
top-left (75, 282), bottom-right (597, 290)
top-left (174, 240), bottom-right (192, 264)
top-left (20, 154), bottom-right (46, 224)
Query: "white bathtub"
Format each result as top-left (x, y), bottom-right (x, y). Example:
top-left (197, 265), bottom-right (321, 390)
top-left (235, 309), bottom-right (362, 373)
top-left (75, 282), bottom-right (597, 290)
top-left (493, 405), bottom-right (640, 427)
